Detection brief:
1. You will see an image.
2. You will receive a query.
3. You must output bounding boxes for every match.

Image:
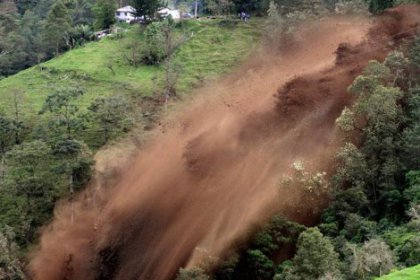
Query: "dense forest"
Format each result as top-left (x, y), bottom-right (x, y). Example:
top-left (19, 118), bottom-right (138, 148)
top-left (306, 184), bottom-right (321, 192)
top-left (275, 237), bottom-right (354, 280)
top-left (0, 0), bottom-right (419, 279)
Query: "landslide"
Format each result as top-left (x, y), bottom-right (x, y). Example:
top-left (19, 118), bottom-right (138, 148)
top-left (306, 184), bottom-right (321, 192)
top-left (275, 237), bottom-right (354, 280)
top-left (28, 6), bottom-right (420, 280)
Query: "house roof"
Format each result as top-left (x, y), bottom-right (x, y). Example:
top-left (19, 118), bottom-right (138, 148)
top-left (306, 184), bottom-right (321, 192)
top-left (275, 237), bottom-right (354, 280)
top-left (116, 5), bottom-right (136, 13)
top-left (157, 8), bottom-right (180, 14)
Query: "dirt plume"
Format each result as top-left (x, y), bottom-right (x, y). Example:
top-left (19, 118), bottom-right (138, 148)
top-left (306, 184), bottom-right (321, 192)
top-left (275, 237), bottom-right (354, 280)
top-left (28, 7), bottom-right (420, 280)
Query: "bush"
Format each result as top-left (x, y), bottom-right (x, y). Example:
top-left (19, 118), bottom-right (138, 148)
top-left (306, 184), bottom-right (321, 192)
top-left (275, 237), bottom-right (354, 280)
top-left (140, 21), bottom-right (168, 65)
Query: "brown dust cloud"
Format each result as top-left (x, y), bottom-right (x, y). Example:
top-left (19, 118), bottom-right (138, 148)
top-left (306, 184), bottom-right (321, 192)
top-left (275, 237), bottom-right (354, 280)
top-left (28, 6), bottom-right (420, 280)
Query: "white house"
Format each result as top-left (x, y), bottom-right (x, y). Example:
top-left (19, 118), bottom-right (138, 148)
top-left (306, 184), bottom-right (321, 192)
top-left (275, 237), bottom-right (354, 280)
top-left (115, 6), bottom-right (181, 23)
top-left (115, 6), bottom-right (136, 23)
top-left (157, 8), bottom-right (181, 20)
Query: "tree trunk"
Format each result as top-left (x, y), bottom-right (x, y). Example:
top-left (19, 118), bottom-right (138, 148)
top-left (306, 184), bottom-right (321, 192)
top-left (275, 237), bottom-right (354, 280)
top-left (195, 0), bottom-right (198, 18)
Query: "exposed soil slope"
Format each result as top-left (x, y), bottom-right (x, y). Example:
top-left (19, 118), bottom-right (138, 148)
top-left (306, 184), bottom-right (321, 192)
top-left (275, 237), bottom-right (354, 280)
top-left (29, 6), bottom-right (420, 280)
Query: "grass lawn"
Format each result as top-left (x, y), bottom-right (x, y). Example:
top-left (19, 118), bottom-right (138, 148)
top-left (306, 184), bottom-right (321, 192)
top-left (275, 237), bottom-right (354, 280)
top-left (376, 265), bottom-right (420, 280)
top-left (0, 19), bottom-right (262, 119)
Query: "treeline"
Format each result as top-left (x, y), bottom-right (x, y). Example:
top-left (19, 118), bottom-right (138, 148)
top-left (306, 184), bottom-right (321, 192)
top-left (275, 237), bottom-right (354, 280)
top-left (176, 34), bottom-right (420, 280)
top-left (0, 0), bottom-right (99, 78)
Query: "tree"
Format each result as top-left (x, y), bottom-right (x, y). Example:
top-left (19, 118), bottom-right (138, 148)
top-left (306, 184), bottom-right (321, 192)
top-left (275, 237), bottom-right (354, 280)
top-left (87, 95), bottom-right (134, 145)
top-left (409, 36), bottom-right (420, 83)
top-left (44, 0), bottom-right (72, 55)
top-left (231, 0), bottom-right (264, 13)
top-left (333, 143), bottom-right (370, 190)
top-left (131, 0), bottom-right (163, 22)
top-left (395, 233), bottom-right (420, 266)
top-left (65, 24), bottom-right (94, 49)
top-left (252, 215), bottom-right (305, 255)
top-left (9, 89), bottom-right (26, 145)
top-left (161, 19), bottom-right (183, 107)
top-left (348, 239), bottom-right (395, 279)
top-left (52, 138), bottom-right (93, 224)
top-left (178, 1), bottom-right (191, 23)
top-left (2, 141), bottom-right (56, 243)
top-left (71, 0), bottom-right (95, 26)
top-left (33, 0), bottom-right (55, 19)
top-left (0, 14), bottom-right (29, 77)
top-left (368, 0), bottom-right (394, 14)
top-left (15, 0), bottom-right (37, 15)
top-left (404, 171), bottom-right (420, 208)
top-left (40, 85), bottom-right (84, 138)
top-left (93, 0), bottom-right (116, 30)
top-left (246, 249), bottom-right (275, 280)
top-left (0, 116), bottom-right (15, 154)
top-left (282, 228), bottom-right (341, 280)
top-left (20, 10), bottom-right (45, 65)
top-left (334, 0), bottom-right (369, 15)
top-left (176, 267), bottom-right (210, 280)
top-left (402, 88), bottom-right (420, 169)
top-left (206, 0), bottom-right (233, 16)
top-left (0, 226), bottom-right (25, 279)
top-left (340, 60), bottom-right (405, 220)
top-left (140, 21), bottom-right (167, 65)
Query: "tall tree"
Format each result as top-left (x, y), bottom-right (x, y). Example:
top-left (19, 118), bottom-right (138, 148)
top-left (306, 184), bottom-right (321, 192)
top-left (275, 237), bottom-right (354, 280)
top-left (0, 226), bottom-right (25, 279)
top-left (40, 85), bottom-right (84, 138)
top-left (349, 239), bottom-right (395, 279)
top-left (87, 95), bottom-right (134, 145)
top-left (20, 10), bottom-right (45, 65)
top-left (280, 228), bottom-right (342, 280)
top-left (71, 0), bottom-right (95, 26)
top-left (52, 138), bottom-right (93, 225)
top-left (0, 116), bottom-right (15, 154)
top-left (2, 140), bottom-right (56, 243)
top-left (131, 0), bottom-right (163, 22)
top-left (44, 0), bottom-right (72, 55)
top-left (93, 0), bottom-right (117, 30)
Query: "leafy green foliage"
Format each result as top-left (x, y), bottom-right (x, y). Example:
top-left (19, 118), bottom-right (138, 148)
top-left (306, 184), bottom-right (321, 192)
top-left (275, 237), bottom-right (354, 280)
top-left (86, 95), bottom-right (134, 145)
top-left (44, 0), bottom-right (72, 55)
top-left (0, 226), bottom-right (25, 279)
top-left (1, 141), bottom-right (56, 244)
top-left (176, 267), bottom-right (210, 280)
top-left (279, 228), bottom-right (342, 280)
top-left (348, 239), bottom-right (395, 279)
top-left (316, 37), bottom-right (420, 280)
top-left (131, 0), bottom-right (163, 21)
top-left (246, 249), bottom-right (275, 280)
top-left (92, 0), bottom-right (116, 30)
top-left (40, 85), bottom-right (84, 138)
top-left (0, 115), bottom-right (17, 154)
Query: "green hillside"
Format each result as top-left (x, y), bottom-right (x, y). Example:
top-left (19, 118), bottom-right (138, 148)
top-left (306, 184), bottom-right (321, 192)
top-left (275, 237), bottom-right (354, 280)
top-left (376, 265), bottom-right (420, 280)
top-left (0, 20), bottom-right (261, 117)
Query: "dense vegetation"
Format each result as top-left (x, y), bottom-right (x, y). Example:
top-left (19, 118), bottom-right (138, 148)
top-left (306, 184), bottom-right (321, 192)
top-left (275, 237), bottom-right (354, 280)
top-left (0, 0), bottom-right (419, 279)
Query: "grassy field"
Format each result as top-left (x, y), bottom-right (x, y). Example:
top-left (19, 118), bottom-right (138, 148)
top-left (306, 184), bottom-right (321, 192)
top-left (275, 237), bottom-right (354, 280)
top-left (376, 265), bottom-right (420, 280)
top-left (0, 19), bottom-right (262, 119)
